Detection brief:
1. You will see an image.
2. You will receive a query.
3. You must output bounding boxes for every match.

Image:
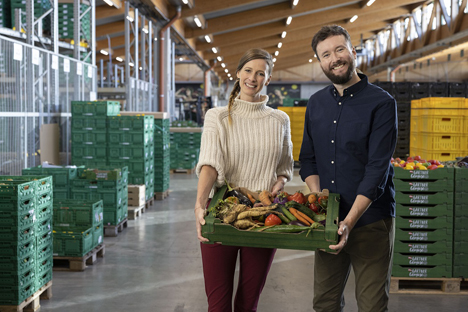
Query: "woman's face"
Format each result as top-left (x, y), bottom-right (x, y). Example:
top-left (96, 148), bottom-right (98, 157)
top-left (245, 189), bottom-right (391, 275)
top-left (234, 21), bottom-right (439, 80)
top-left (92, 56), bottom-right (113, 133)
top-left (236, 59), bottom-right (271, 102)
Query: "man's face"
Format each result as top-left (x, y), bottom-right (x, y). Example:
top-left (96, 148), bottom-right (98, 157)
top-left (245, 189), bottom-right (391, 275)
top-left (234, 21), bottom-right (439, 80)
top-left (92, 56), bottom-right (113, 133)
top-left (316, 35), bottom-right (357, 85)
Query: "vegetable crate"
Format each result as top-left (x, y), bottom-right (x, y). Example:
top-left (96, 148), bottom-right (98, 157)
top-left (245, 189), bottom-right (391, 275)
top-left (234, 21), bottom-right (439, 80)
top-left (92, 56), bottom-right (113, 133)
top-left (71, 100), bottom-right (120, 117)
top-left (453, 167), bottom-right (468, 277)
top-left (53, 199), bottom-right (103, 228)
top-left (201, 186), bottom-right (339, 252)
top-left (52, 227), bottom-right (94, 257)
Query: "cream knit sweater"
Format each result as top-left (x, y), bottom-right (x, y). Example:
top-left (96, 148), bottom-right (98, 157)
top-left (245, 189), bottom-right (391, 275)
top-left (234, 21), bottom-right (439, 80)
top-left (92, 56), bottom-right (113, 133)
top-left (196, 95), bottom-right (294, 193)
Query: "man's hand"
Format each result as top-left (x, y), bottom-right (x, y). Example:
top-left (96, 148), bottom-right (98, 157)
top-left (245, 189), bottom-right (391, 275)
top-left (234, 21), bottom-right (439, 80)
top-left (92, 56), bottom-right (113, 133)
top-left (328, 220), bottom-right (352, 254)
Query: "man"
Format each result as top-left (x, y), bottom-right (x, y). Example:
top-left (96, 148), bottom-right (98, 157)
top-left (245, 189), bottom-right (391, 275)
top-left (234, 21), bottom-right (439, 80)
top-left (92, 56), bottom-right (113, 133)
top-left (299, 25), bottom-right (397, 312)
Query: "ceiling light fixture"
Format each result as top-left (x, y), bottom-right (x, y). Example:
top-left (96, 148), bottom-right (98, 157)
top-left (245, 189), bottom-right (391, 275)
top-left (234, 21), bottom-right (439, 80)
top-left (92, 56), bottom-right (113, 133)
top-left (273, 58), bottom-right (277, 62)
top-left (116, 57), bottom-right (123, 62)
top-left (139, 67), bottom-right (142, 70)
top-left (103, 0), bottom-right (114, 7)
top-left (227, 73), bottom-right (231, 77)
top-left (221, 63), bottom-right (226, 68)
top-left (204, 35), bottom-right (211, 43)
top-left (179, 57), bottom-right (184, 61)
top-left (194, 16), bottom-right (202, 28)
top-left (100, 49), bottom-right (109, 56)
top-left (212, 47), bottom-right (218, 53)
top-left (224, 69), bottom-right (228, 73)
top-left (129, 62), bottom-right (134, 67)
top-left (142, 27), bottom-right (148, 34)
top-left (309, 59), bottom-right (313, 62)
top-left (281, 31), bottom-right (287, 38)
top-left (277, 42), bottom-right (282, 48)
top-left (286, 16), bottom-right (292, 25)
top-left (366, 0), bottom-right (376, 6)
top-left (229, 77), bottom-right (233, 80)
top-left (293, 0), bottom-right (299, 6)
top-left (350, 15), bottom-right (358, 23)
top-left (182, 0), bottom-right (188, 4)
top-left (275, 51), bottom-right (279, 56)
top-left (217, 56), bottom-right (222, 62)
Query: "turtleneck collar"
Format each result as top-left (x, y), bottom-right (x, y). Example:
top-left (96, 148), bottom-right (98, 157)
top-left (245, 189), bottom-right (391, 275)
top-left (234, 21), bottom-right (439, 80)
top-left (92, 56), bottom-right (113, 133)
top-left (231, 94), bottom-right (271, 118)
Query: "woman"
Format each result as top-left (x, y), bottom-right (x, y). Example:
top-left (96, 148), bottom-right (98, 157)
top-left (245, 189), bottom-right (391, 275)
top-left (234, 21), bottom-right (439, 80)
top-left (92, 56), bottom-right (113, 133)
top-left (194, 48), bottom-right (294, 312)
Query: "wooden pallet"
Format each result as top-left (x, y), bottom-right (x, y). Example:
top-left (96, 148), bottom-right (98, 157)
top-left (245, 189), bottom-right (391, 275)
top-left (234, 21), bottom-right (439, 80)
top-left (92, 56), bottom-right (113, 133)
top-left (145, 197), bottom-right (154, 209)
top-left (390, 277), bottom-right (468, 295)
top-left (53, 244), bottom-right (105, 272)
top-left (154, 190), bottom-right (169, 200)
top-left (127, 204), bottom-right (145, 220)
top-left (104, 218), bottom-right (128, 237)
top-left (170, 168), bottom-right (195, 174)
top-left (0, 281), bottom-right (52, 312)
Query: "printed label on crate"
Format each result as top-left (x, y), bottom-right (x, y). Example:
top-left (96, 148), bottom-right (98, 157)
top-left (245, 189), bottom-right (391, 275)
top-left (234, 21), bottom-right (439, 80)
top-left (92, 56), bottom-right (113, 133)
top-left (409, 170), bottom-right (430, 179)
top-left (409, 182), bottom-right (429, 191)
top-left (408, 231), bottom-right (429, 240)
top-left (52, 55), bottom-right (58, 70)
top-left (409, 219), bottom-right (429, 228)
top-left (409, 195), bottom-right (429, 204)
top-left (96, 172), bottom-right (109, 179)
top-left (77, 63), bottom-right (82, 76)
top-left (98, 235), bottom-right (102, 244)
top-left (64, 59), bottom-right (70, 73)
top-left (408, 256), bottom-right (428, 265)
top-left (13, 43), bottom-right (23, 61)
top-left (408, 207), bottom-right (429, 216)
top-left (408, 268), bottom-right (428, 278)
top-left (32, 49), bottom-right (40, 65)
top-left (88, 65), bottom-right (93, 78)
top-left (408, 244), bottom-right (429, 253)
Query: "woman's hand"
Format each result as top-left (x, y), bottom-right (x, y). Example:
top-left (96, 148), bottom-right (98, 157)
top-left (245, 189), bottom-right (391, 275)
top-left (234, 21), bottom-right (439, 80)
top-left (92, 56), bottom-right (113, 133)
top-left (271, 176), bottom-right (287, 197)
top-left (195, 207), bottom-right (209, 242)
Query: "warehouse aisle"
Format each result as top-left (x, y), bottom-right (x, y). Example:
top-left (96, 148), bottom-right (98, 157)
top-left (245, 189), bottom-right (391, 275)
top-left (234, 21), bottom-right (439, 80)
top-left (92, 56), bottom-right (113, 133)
top-left (40, 171), bottom-right (468, 312)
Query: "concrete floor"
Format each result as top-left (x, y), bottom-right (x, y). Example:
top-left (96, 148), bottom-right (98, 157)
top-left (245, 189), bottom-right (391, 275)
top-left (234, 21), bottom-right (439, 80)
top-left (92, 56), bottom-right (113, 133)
top-left (40, 170), bottom-right (468, 312)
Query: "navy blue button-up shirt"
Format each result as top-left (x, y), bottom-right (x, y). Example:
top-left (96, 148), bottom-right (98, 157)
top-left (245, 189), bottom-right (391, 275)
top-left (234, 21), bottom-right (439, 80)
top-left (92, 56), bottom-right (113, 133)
top-left (299, 74), bottom-right (397, 228)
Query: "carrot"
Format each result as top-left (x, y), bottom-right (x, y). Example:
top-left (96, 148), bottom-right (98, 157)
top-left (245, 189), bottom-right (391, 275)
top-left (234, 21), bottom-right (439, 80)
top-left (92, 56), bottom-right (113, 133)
top-left (289, 208), bottom-right (311, 226)
top-left (247, 193), bottom-right (256, 205)
top-left (295, 209), bottom-right (315, 225)
top-left (259, 190), bottom-right (273, 205)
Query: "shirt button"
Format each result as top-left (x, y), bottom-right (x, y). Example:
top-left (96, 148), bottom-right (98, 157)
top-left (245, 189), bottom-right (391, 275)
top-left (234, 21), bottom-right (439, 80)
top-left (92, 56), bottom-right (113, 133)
top-left (338, 102), bottom-right (342, 105)
top-left (331, 180), bottom-right (335, 183)
top-left (331, 161), bottom-right (334, 164)
top-left (331, 140), bottom-right (334, 143)
top-left (350, 94), bottom-right (353, 97)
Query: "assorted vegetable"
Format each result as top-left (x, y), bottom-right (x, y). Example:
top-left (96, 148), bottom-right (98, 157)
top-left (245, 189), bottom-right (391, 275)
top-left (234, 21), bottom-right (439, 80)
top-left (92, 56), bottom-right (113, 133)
top-left (207, 183), bottom-right (331, 233)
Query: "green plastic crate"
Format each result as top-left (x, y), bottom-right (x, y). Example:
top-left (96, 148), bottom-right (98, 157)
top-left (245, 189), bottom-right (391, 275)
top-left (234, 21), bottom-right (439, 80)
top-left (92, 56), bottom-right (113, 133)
top-left (36, 231), bottom-right (52, 250)
top-left (0, 253), bottom-right (35, 274)
top-left (0, 237), bottom-right (34, 258)
top-left (393, 178), bottom-right (454, 192)
top-left (72, 117), bottom-right (107, 131)
top-left (392, 264), bottom-right (452, 278)
top-left (395, 203), bottom-right (453, 217)
top-left (71, 100), bottom-right (120, 117)
top-left (0, 209), bottom-right (35, 231)
top-left (108, 115), bottom-right (154, 131)
top-left (72, 145), bottom-right (108, 159)
top-left (395, 191), bottom-right (454, 205)
top-left (35, 216), bottom-right (52, 237)
top-left (393, 167), bottom-right (455, 180)
top-left (0, 223), bottom-right (35, 242)
top-left (394, 240), bottom-right (453, 254)
top-left (0, 280), bottom-right (35, 305)
top-left (85, 168), bottom-right (122, 181)
top-left (36, 190), bottom-right (53, 210)
top-left (53, 199), bottom-right (103, 228)
top-left (393, 252), bottom-right (452, 266)
top-left (53, 227), bottom-right (93, 257)
top-left (35, 269), bottom-right (52, 291)
top-left (92, 223), bottom-right (103, 247)
top-left (454, 204), bottom-right (468, 217)
top-left (107, 130), bottom-right (153, 145)
top-left (2, 176), bottom-right (53, 194)
top-left (453, 241), bottom-right (468, 254)
top-left (108, 145), bottom-right (153, 160)
top-left (71, 130), bottom-right (107, 145)
top-left (394, 228), bottom-right (453, 241)
top-left (395, 215), bottom-right (453, 230)
top-left (0, 267), bottom-right (35, 287)
top-left (103, 205), bottom-right (124, 225)
top-left (22, 166), bottom-right (77, 187)
top-left (0, 180), bottom-right (35, 201)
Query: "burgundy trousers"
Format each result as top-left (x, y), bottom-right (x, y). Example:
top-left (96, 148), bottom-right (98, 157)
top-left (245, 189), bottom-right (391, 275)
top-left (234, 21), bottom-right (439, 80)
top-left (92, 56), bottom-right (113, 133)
top-left (200, 243), bottom-right (276, 312)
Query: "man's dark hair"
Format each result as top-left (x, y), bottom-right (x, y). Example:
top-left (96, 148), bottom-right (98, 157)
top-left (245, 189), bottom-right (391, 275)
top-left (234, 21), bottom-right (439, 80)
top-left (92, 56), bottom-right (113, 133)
top-left (311, 25), bottom-right (352, 61)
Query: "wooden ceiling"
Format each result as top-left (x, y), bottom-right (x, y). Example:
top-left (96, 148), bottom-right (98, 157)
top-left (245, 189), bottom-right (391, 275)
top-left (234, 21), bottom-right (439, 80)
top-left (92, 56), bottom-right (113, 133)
top-left (95, 0), bottom-right (468, 82)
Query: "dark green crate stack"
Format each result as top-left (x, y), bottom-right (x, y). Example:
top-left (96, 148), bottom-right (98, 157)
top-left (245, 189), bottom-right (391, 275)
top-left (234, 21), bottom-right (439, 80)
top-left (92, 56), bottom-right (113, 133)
top-left (392, 167), bottom-right (454, 278)
top-left (58, 2), bottom-right (90, 40)
top-left (0, 0), bottom-right (11, 28)
top-left (170, 129), bottom-right (201, 170)
top-left (22, 165), bottom-right (81, 200)
top-left (0, 176), bottom-right (53, 305)
top-left (154, 118), bottom-right (170, 193)
top-left (52, 199), bottom-right (103, 257)
top-left (10, 0), bottom-right (50, 31)
top-left (453, 167), bottom-right (468, 278)
top-left (71, 100), bottom-right (120, 168)
top-left (70, 167), bottom-right (128, 226)
top-left (107, 115), bottom-right (154, 201)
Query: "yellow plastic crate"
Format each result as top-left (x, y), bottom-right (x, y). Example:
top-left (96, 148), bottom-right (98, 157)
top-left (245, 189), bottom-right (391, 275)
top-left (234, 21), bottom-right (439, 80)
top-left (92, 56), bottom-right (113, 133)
top-left (292, 107), bottom-right (307, 113)
top-left (278, 107), bottom-right (293, 114)
top-left (420, 133), bottom-right (464, 151)
top-left (411, 116), bottom-right (420, 133)
top-left (419, 149), bottom-right (467, 162)
top-left (291, 123), bottom-right (304, 131)
top-left (420, 116), bottom-right (464, 133)
top-left (420, 108), bottom-right (466, 116)
top-left (411, 108), bottom-right (421, 117)
top-left (464, 116), bottom-right (468, 134)
top-left (411, 100), bottom-right (421, 108)
top-left (410, 133), bottom-right (422, 150)
top-left (420, 97), bottom-right (466, 108)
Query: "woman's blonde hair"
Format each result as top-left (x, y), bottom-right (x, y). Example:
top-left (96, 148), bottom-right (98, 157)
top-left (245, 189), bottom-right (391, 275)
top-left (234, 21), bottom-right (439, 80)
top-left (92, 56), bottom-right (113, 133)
top-left (228, 48), bottom-right (273, 123)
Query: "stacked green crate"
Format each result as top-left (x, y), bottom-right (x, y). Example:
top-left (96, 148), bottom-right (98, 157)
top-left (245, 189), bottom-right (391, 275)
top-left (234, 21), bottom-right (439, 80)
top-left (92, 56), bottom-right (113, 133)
top-left (0, 0), bottom-right (11, 28)
top-left (58, 2), bottom-right (91, 40)
top-left (170, 128), bottom-right (201, 170)
top-left (0, 175), bottom-right (53, 304)
top-left (52, 199), bottom-right (103, 257)
top-left (70, 167), bottom-right (128, 226)
top-left (392, 167), bottom-right (454, 278)
top-left (10, 0), bottom-right (50, 31)
top-left (154, 118), bottom-right (170, 193)
top-left (71, 100), bottom-right (120, 168)
top-left (453, 167), bottom-right (468, 277)
top-left (22, 165), bottom-right (81, 200)
top-left (107, 115), bottom-right (154, 201)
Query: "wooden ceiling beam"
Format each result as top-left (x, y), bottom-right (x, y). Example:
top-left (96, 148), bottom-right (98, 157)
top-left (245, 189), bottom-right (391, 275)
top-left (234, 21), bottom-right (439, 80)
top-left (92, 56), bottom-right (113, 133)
top-left (181, 0), bottom-right (261, 18)
top-left (96, 21), bottom-right (125, 38)
top-left (95, 5), bottom-right (125, 20)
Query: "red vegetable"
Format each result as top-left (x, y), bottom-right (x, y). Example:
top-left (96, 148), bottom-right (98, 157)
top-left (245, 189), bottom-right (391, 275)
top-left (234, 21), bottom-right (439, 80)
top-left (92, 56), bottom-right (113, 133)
top-left (265, 214), bottom-right (282, 226)
top-left (287, 192), bottom-right (307, 205)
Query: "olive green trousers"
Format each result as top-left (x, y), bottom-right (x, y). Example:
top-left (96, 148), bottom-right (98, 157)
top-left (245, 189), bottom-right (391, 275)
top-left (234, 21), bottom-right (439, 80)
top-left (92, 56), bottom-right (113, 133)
top-left (313, 217), bottom-right (395, 312)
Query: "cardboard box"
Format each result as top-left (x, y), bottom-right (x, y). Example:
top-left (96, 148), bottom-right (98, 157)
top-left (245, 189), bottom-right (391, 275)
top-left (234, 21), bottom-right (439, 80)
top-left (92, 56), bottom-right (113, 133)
top-left (201, 186), bottom-right (339, 252)
top-left (40, 124), bottom-right (60, 165)
top-left (128, 184), bottom-right (145, 207)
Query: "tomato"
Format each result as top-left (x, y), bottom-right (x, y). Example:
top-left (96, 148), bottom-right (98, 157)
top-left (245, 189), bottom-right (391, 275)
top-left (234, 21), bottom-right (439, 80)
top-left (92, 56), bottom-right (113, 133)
top-left (287, 192), bottom-right (306, 205)
top-left (318, 196), bottom-right (328, 208)
top-left (307, 194), bottom-right (317, 204)
top-left (309, 202), bottom-right (319, 213)
top-left (265, 214), bottom-right (282, 226)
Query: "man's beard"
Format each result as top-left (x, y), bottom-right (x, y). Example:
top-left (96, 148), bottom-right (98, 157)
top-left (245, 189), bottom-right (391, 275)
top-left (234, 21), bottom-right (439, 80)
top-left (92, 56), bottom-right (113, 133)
top-left (322, 60), bottom-right (356, 85)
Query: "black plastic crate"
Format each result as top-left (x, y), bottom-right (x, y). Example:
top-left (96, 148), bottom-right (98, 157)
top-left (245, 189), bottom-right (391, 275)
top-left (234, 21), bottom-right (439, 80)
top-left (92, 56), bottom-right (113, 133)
top-left (393, 82), bottom-right (412, 101)
top-left (448, 82), bottom-right (467, 97)
top-left (375, 81), bottom-right (394, 94)
top-left (412, 82), bottom-right (431, 99)
top-left (430, 82), bottom-right (449, 97)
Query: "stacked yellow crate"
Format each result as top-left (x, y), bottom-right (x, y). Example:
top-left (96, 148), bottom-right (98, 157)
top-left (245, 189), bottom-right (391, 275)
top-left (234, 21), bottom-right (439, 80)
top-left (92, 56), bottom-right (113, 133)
top-left (279, 107), bottom-right (306, 161)
top-left (410, 98), bottom-right (468, 161)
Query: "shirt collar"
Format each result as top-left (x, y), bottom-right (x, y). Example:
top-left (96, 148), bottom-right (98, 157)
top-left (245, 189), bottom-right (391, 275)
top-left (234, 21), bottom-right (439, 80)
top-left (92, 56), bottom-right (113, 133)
top-left (331, 73), bottom-right (368, 97)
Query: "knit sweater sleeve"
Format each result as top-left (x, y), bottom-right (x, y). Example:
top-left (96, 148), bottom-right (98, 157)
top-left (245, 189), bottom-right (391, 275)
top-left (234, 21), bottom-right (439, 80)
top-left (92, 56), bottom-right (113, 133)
top-left (196, 108), bottom-right (226, 187)
top-left (275, 111), bottom-right (294, 182)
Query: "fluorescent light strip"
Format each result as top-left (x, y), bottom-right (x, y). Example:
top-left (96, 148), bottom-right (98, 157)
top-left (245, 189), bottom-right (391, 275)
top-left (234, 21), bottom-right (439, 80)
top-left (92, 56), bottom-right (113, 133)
top-left (204, 35), bottom-right (211, 43)
top-left (286, 16), bottom-right (292, 25)
top-left (194, 16), bottom-right (202, 28)
top-left (350, 15), bottom-right (358, 23)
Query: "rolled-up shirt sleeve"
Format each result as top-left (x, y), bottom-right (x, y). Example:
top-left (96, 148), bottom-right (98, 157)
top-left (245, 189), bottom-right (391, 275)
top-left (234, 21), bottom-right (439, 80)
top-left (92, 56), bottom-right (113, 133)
top-left (196, 109), bottom-right (226, 187)
top-left (299, 104), bottom-right (319, 181)
top-left (356, 99), bottom-right (397, 201)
